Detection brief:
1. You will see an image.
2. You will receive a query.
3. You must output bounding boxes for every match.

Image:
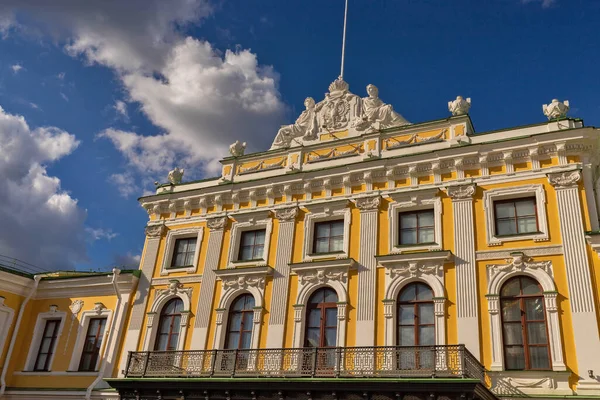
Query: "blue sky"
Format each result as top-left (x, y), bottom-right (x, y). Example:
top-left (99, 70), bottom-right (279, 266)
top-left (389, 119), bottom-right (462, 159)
top-left (0, 0), bottom-right (598, 272)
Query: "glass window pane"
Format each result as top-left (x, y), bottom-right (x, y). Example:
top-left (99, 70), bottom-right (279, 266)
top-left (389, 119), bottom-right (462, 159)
top-left (505, 346), bottom-right (525, 370)
top-left (324, 289), bottom-right (338, 303)
top-left (399, 326), bottom-right (415, 346)
top-left (398, 305), bottom-right (415, 324)
top-left (529, 346), bottom-right (550, 369)
top-left (184, 251), bottom-right (195, 266)
top-left (418, 211), bottom-right (434, 226)
top-left (515, 199), bottom-right (535, 216)
top-left (522, 278), bottom-right (542, 296)
top-left (39, 337), bottom-right (52, 353)
top-left (167, 333), bottom-right (179, 350)
top-left (325, 328), bottom-right (337, 347)
top-left (501, 299), bottom-right (521, 321)
top-left (400, 229), bottom-right (417, 245)
top-left (171, 316), bottom-right (181, 333)
top-left (159, 317), bottom-right (172, 333)
top-left (242, 311), bottom-right (254, 329)
top-left (330, 221), bottom-right (344, 236)
top-left (229, 313), bottom-right (242, 330)
top-left (527, 322), bottom-right (548, 345)
top-left (400, 213), bottom-right (417, 228)
top-left (418, 326), bottom-right (435, 346)
top-left (525, 298), bottom-right (544, 320)
top-left (417, 284), bottom-right (433, 301)
top-left (314, 238), bottom-right (329, 253)
top-left (89, 319), bottom-right (100, 332)
top-left (155, 334), bottom-right (168, 351)
top-left (84, 337), bottom-right (96, 352)
top-left (325, 308), bottom-right (337, 326)
top-left (518, 217), bottom-right (537, 233)
top-left (252, 244), bottom-right (264, 259)
top-left (315, 223), bottom-right (330, 238)
top-left (80, 354), bottom-right (93, 371)
top-left (503, 323), bottom-right (524, 345)
top-left (244, 295), bottom-right (255, 309)
top-left (240, 246), bottom-right (254, 261)
top-left (240, 332), bottom-right (252, 349)
top-left (496, 219), bottom-right (517, 236)
top-left (35, 354), bottom-right (48, 370)
top-left (241, 232), bottom-right (254, 246)
top-left (172, 299), bottom-right (183, 313)
top-left (501, 279), bottom-right (520, 297)
top-left (496, 202), bottom-right (516, 218)
top-left (330, 237), bottom-right (343, 252)
top-left (308, 309), bottom-right (321, 327)
top-left (306, 328), bottom-right (320, 347)
top-left (254, 230), bottom-right (266, 245)
top-left (419, 304), bottom-right (434, 325)
top-left (227, 332), bottom-right (240, 349)
top-left (418, 228), bottom-right (435, 244)
top-left (399, 285), bottom-right (416, 302)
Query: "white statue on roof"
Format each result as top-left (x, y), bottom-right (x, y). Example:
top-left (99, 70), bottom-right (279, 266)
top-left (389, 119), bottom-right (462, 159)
top-left (543, 99), bottom-right (569, 120)
top-left (353, 84), bottom-right (410, 131)
top-left (168, 167), bottom-right (184, 185)
top-left (271, 97), bottom-right (319, 149)
top-left (448, 96), bottom-right (471, 116)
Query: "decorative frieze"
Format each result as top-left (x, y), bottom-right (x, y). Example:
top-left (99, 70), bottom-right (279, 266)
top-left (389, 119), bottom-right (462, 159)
top-left (274, 206), bottom-right (298, 222)
top-left (446, 184), bottom-right (475, 200)
top-left (144, 224), bottom-right (165, 238)
top-left (353, 195), bottom-right (380, 211)
top-left (207, 216), bottom-right (227, 231)
top-left (548, 170), bottom-right (581, 188)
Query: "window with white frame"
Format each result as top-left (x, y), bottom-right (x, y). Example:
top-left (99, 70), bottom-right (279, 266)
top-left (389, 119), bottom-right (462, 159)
top-left (302, 200), bottom-right (351, 261)
top-left (227, 211), bottom-right (272, 267)
top-left (483, 185), bottom-right (548, 246)
top-left (24, 307), bottom-right (66, 372)
top-left (160, 227), bottom-right (204, 275)
top-left (68, 306), bottom-right (112, 372)
top-left (0, 297), bottom-right (14, 360)
top-left (386, 189), bottom-right (442, 253)
top-left (238, 229), bottom-right (266, 261)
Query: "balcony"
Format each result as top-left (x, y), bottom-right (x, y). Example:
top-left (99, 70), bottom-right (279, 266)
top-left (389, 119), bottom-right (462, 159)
top-left (124, 345), bottom-right (485, 382)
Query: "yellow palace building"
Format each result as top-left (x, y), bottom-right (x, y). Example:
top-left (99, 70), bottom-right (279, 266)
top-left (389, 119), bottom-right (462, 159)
top-left (2, 78), bottom-right (600, 400)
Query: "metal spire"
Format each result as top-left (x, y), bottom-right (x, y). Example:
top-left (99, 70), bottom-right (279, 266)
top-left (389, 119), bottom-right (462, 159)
top-left (339, 0), bottom-right (349, 80)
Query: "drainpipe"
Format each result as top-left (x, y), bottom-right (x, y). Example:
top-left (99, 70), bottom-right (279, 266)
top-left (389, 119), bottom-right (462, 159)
top-left (0, 275), bottom-right (42, 398)
top-left (86, 268), bottom-right (122, 400)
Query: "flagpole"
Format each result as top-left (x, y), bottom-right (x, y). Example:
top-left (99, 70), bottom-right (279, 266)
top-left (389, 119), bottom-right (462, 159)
top-left (340, 0), bottom-right (349, 80)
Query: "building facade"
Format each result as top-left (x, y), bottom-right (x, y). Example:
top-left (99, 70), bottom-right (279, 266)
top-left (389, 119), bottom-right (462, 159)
top-left (2, 79), bottom-right (600, 400)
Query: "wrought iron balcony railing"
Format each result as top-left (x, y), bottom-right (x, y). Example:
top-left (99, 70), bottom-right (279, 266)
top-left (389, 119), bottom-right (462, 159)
top-left (125, 345), bottom-right (485, 383)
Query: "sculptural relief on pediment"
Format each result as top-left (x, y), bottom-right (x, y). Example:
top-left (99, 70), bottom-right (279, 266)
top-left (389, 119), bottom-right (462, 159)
top-left (270, 78), bottom-right (410, 149)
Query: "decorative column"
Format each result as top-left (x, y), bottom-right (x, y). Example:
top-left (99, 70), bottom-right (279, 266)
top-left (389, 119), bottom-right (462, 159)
top-left (581, 156), bottom-right (599, 231)
top-left (353, 195), bottom-right (380, 346)
top-left (548, 171), bottom-right (600, 394)
top-left (118, 224), bottom-right (164, 376)
top-left (190, 216), bottom-right (227, 350)
top-left (265, 207), bottom-right (298, 348)
top-left (446, 184), bottom-right (481, 360)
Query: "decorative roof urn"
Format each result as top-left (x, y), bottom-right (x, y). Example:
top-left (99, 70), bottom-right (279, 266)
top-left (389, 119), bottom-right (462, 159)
top-left (448, 96), bottom-right (471, 116)
top-left (542, 99), bottom-right (570, 120)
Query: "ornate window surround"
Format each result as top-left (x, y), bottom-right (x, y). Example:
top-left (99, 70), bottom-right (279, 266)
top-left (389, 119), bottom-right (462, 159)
top-left (213, 266), bottom-right (272, 349)
top-left (290, 258), bottom-right (356, 348)
top-left (24, 306), bottom-right (67, 372)
top-left (67, 304), bottom-right (113, 371)
top-left (302, 199), bottom-right (351, 261)
top-left (160, 227), bottom-right (204, 275)
top-left (227, 210), bottom-right (273, 268)
top-left (0, 297), bottom-right (15, 363)
top-left (142, 280), bottom-right (192, 351)
top-left (482, 184), bottom-right (549, 246)
top-left (486, 252), bottom-right (565, 372)
top-left (376, 251), bottom-right (451, 346)
top-left (384, 189), bottom-right (443, 254)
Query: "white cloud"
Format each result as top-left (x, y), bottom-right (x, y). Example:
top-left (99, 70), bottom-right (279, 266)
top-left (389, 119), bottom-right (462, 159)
top-left (0, 0), bottom-right (286, 181)
top-left (521, 0), bottom-right (557, 8)
top-left (28, 101), bottom-right (41, 110)
top-left (60, 92), bottom-right (69, 102)
top-left (10, 63), bottom-right (23, 73)
top-left (109, 172), bottom-right (139, 198)
top-left (0, 105), bottom-right (86, 270)
top-left (85, 227), bottom-right (118, 241)
top-left (113, 100), bottom-right (129, 121)
top-left (57, 72), bottom-right (65, 80)
top-left (114, 252), bottom-right (141, 268)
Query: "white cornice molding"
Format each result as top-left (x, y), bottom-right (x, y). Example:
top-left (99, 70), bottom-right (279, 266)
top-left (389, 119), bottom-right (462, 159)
top-left (35, 273), bottom-right (138, 299)
top-left (0, 270), bottom-right (33, 296)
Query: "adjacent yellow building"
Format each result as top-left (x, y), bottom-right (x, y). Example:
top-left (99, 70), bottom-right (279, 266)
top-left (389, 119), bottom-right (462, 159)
top-left (1, 79), bottom-right (600, 400)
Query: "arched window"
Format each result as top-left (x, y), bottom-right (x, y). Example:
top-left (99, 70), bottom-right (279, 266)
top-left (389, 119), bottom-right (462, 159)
top-left (305, 288), bottom-right (338, 348)
top-left (154, 298), bottom-right (183, 351)
top-left (225, 294), bottom-right (255, 349)
top-left (500, 276), bottom-right (550, 370)
top-left (397, 283), bottom-right (434, 346)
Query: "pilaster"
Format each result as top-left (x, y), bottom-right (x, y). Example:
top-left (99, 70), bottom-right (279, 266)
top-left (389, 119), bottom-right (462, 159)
top-left (265, 207), bottom-right (298, 348)
top-left (353, 195), bottom-right (380, 346)
top-left (548, 171), bottom-right (600, 394)
top-left (118, 224), bottom-right (164, 376)
top-left (446, 184), bottom-right (481, 360)
top-left (190, 216), bottom-right (227, 350)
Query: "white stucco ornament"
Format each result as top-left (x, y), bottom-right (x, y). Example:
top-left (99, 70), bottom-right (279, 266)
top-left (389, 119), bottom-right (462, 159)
top-left (448, 96), bottom-right (471, 116)
top-left (543, 99), bottom-right (570, 120)
top-left (167, 167), bottom-right (184, 185)
top-left (229, 140), bottom-right (247, 157)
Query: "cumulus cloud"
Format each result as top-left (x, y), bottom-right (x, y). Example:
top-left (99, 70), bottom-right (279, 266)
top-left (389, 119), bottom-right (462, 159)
top-left (0, 105), bottom-right (87, 270)
top-left (113, 100), bottom-right (129, 121)
top-left (11, 63), bottom-right (23, 73)
top-left (109, 172), bottom-right (139, 198)
top-left (0, 0), bottom-right (286, 181)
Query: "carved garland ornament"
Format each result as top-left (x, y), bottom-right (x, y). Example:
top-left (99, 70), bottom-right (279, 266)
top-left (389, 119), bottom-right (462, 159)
top-left (446, 184), bottom-right (476, 200)
top-left (298, 268), bottom-right (347, 285)
top-left (354, 196), bottom-right (380, 211)
top-left (487, 253), bottom-right (551, 282)
top-left (221, 276), bottom-right (265, 292)
top-left (387, 261), bottom-right (442, 280)
top-left (156, 279), bottom-right (193, 299)
top-left (274, 207), bottom-right (298, 222)
top-left (207, 217), bottom-right (227, 231)
top-left (145, 224), bottom-right (165, 238)
top-left (547, 170), bottom-right (581, 188)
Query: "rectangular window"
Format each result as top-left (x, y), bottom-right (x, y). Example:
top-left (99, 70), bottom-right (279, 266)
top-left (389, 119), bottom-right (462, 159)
top-left (399, 210), bottom-right (435, 245)
top-left (313, 220), bottom-right (344, 254)
top-left (238, 229), bottom-right (266, 261)
top-left (78, 318), bottom-right (107, 371)
top-left (170, 238), bottom-right (197, 268)
top-left (34, 319), bottom-right (60, 371)
top-left (494, 197), bottom-right (538, 236)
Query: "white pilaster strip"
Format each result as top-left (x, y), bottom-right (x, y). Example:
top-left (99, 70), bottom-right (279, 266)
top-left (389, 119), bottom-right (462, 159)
top-left (354, 195), bottom-right (380, 346)
top-left (581, 158), bottom-right (599, 231)
top-left (190, 217), bottom-right (227, 350)
top-left (265, 207), bottom-right (298, 348)
top-left (549, 171), bottom-right (600, 394)
top-left (447, 184), bottom-right (481, 360)
top-left (117, 224), bottom-right (164, 376)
